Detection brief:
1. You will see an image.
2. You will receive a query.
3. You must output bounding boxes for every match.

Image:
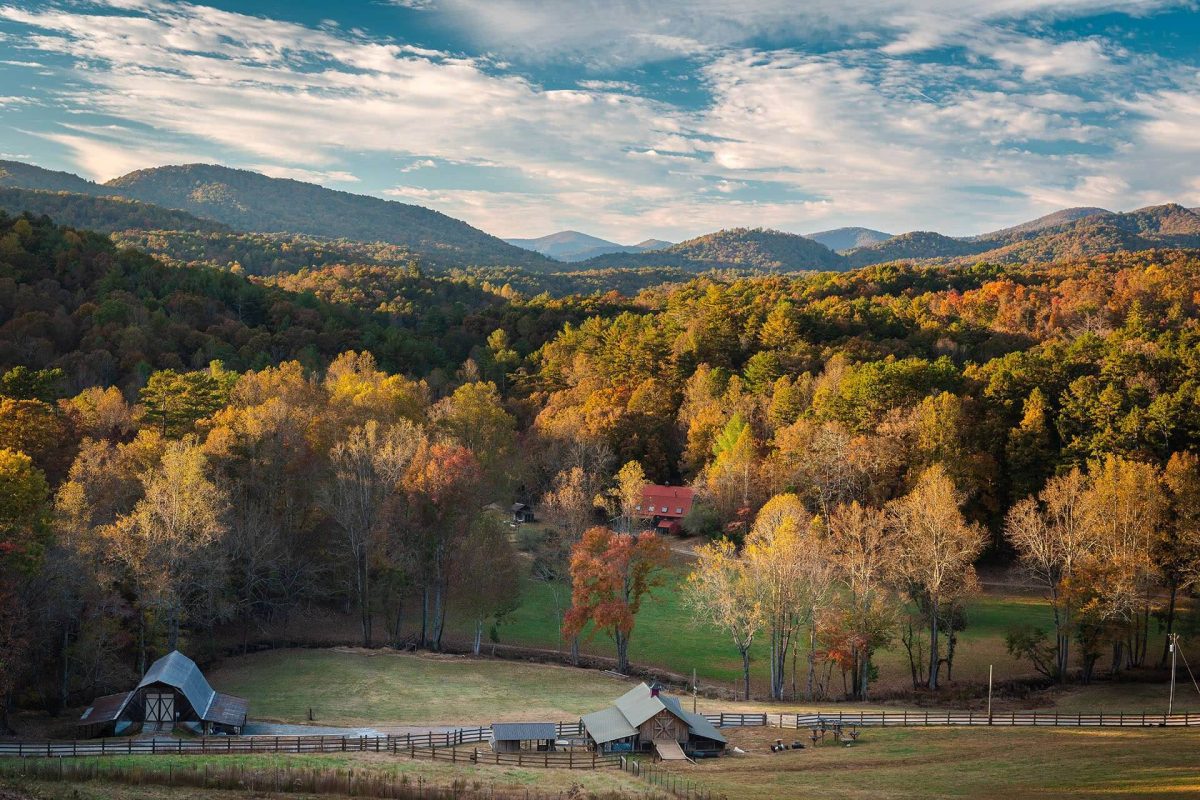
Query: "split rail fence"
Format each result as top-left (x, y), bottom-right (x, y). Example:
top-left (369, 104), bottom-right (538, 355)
top-left (3, 709), bottom-right (1197, 762)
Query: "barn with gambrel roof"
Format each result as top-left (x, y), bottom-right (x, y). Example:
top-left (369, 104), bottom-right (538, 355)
top-left (78, 651), bottom-right (247, 737)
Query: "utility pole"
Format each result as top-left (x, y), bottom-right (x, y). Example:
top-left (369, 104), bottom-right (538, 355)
top-left (1168, 634), bottom-right (1179, 716)
top-left (987, 664), bottom-right (994, 725)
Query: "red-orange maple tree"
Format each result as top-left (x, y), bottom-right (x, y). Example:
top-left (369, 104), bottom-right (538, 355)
top-left (563, 526), bottom-right (669, 674)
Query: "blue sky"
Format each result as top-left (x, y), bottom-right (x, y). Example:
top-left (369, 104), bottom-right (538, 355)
top-left (0, 0), bottom-right (1198, 242)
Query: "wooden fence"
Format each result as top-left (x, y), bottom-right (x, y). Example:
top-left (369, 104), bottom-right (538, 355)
top-left (4, 708), bottom-right (1195, 762)
top-left (783, 710), bottom-right (1200, 729)
top-left (407, 745), bottom-right (621, 770)
top-left (619, 756), bottom-right (723, 800)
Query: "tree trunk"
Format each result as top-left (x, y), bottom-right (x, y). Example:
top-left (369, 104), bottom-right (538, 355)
top-left (806, 622), bottom-right (817, 701)
top-left (615, 630), bottom-right (630, 675)
top-left (390, 597), bottom-right (404, 650)
top-left (741, 648), bottom-right (751, 701)
top-left (473, 619), bottom-right (483, 656)
top-left (358, 551), bottom-right (371, 648)
top-left (858, 649), bottom-right (870, 701)
top-left (420, 585), bottom-right (429, 649)
top-left (570, 636), bottom-right (580, 667)
top-left (1161, 583), bottom-right (1179, 668)
top-left (928, 595), bottom-right (940, 691)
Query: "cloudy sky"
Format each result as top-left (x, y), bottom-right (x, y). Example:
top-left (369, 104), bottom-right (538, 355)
top-left (1, 0), bottom-right (1198, 241)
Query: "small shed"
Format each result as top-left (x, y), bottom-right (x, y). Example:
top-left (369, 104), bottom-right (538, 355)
top-left (491, 722), bottom-right (557, 752)
top-left (78, 651), bottom-right (248, 737)
top-left (511, 502), bottom-right (535, 523)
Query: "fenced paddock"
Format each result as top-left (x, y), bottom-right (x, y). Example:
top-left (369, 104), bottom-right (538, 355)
top-left (2, 709), bottom-right (1196, 762)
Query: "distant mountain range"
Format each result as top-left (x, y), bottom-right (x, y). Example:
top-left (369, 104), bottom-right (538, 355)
top-left (2, 159), bottom-right (1200, 277)
top-left (505, 230), bottom-right (672, 261)
top-left (804, 226), bottom-right (893, 252)
top-left (0, 160), bottom-right (553, 269)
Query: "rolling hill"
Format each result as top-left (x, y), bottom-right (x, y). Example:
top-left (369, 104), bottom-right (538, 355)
top-left (578, 227), bottom-right (845, 272)
top-left (805, 226), bottom-right (893, 252)
top-left (506, 230), bottom-right (672, 261)
top-left (972, 207), bottom-right (1109, 240)
top-left (0, 187), bottom-right (226, 233)
top-left (105, 164), bottom-right (555, 268)
top-left (0, 160), bottom-right (556, 269)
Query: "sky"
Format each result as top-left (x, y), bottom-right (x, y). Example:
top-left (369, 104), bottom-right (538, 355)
top-left (0, 1), bottom-right (1198, 242)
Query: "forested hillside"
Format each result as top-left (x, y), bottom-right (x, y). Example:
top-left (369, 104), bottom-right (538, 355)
top-left (5, 211), bottom-right (1200, 722)
top-left (106, 164), bottom-right (555, 269)
top-left (0, 188), bottom-right (226, 234)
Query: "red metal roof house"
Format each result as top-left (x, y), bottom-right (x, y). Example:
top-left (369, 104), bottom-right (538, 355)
top-left (636, 485), bottom-right (694, 534)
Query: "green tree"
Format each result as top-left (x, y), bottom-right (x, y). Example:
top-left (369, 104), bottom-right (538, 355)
top-left (140, 364), bottom-right (236, 437)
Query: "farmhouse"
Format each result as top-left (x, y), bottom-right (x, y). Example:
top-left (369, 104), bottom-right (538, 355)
top-left (490, 722), bottom-right (557, 752)
top-left (77, 650), bottom-right (248, 737)
top-left (636, 485), bottom-right (694, 535)
top-left (581, 683), bottom-right (726, 759)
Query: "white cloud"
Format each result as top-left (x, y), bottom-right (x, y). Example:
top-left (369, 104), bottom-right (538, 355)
top-left (2, 0), bottom-right (1199, 240)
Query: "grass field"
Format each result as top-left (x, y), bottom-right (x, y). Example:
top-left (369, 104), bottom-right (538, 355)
top-left (206, 648), bottom-right (636, 725)
top-left (1, 752), bottom-right (653, 797)
top-left (688, 725), bottom-right (1200, 799)
top-left (486, 563), bottom-right (1069, 694)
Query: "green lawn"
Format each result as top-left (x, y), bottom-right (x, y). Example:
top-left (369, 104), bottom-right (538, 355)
top-left (206, 649), bottom-right (635, 725)
top-left (481, 562), bottom-right (1066, 694)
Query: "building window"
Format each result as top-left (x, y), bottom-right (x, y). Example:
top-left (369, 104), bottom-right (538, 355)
top-left (676, 507), bottom-right (683, 514)
top-left (661, 506), bottom-right (667, 513)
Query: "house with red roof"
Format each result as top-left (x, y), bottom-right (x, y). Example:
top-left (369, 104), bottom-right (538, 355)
top-left (636, 485), bottom-right (694, 534)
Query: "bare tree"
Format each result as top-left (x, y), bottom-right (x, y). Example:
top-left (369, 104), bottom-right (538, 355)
top-left (684, 539), bottom-right (763, 700)
top-left (322, 420), bottom-right (422, 647)
top-left (1004, 468), bottom-right (1092, 680)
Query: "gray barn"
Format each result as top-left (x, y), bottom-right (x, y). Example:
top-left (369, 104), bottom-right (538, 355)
top-left (490, 722), bottom-right (557, 752)
top-left (78, 651), bottom-right (248, 737)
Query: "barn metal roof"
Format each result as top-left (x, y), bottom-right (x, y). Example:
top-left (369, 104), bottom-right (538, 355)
top-left (137, 650), bottom-right (247, 725)
top-left (581, 707), bottom-right (638, 744)
top-left (138, 651), bottom-right (218, 719)
top-left (78, 692), bottom-right (132, 725)
top-left (491, 722), bottom-right (556, 741)
top-left (584, 683), bottom-right (725, 745)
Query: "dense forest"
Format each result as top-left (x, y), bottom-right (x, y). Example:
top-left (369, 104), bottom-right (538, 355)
top-left (5, 208), bottom-right (1200, 727)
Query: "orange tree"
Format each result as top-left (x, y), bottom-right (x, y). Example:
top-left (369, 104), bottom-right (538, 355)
top-left (563, 527), bottom-right (669, 675)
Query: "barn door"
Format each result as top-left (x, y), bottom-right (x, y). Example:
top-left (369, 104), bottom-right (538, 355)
top-left (651, 714), bottom-right (676, 740)
top-left (144, 691), bottom-right (175, 729)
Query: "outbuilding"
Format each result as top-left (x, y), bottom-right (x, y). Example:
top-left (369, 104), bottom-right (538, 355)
top-left (490, 722), bottom-right (558, 752)
top-left (78, 651), bottom-right (248, 737)
top-left (581, 683), bottom-right (725, 760)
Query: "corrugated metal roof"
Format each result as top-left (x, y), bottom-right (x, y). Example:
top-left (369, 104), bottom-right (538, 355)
top-left (138, 651), bottom-right (217, 720)
top-left (614, 684), bottom-right (666, 728)
top-left (586, 683), bottom-right (726, 745)
top-left (660, 695), bottom-right (726, 744)
top-left (78, 692), bottom-right (132, 725)
top-left (491, 722), bottom-right (556, 741)
top-left (581, 707), bottom-right (638, 744)
top-left (206, 692), bottom-right (249, 728)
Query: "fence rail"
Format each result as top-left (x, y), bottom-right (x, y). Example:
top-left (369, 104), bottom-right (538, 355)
top-left (782, 710), bottom-right (1200, 729)
top-left (4, 708), bottom-right (1195, 761)
top-left (407, 745), bottom-right (620, 770)
top-left (619, 755), bottom-right (722, 800)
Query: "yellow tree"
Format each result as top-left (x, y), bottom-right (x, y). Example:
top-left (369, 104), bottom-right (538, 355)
top-left (744, 494), bottom-right (809, 700)
top-left (1004, 468), bottom-right (1093, 680)
top-left (323, 419), bottom-right (423, 648)
top-left (826, 501), bottom-right (894, 700)
top-left (889, 464), bottom-right (985, 690)
top-left (684, 538), bottom-right (763, 700)
top-left (106, 439), bottom-right (228, 665)
top-left (1080, 455), bottom-right (1166, 669)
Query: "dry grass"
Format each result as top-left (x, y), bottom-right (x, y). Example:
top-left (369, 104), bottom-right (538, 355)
top-left (681, 725), bottom-right (1200, 799)
top-left (206, 648), bottom-right (636, 726)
